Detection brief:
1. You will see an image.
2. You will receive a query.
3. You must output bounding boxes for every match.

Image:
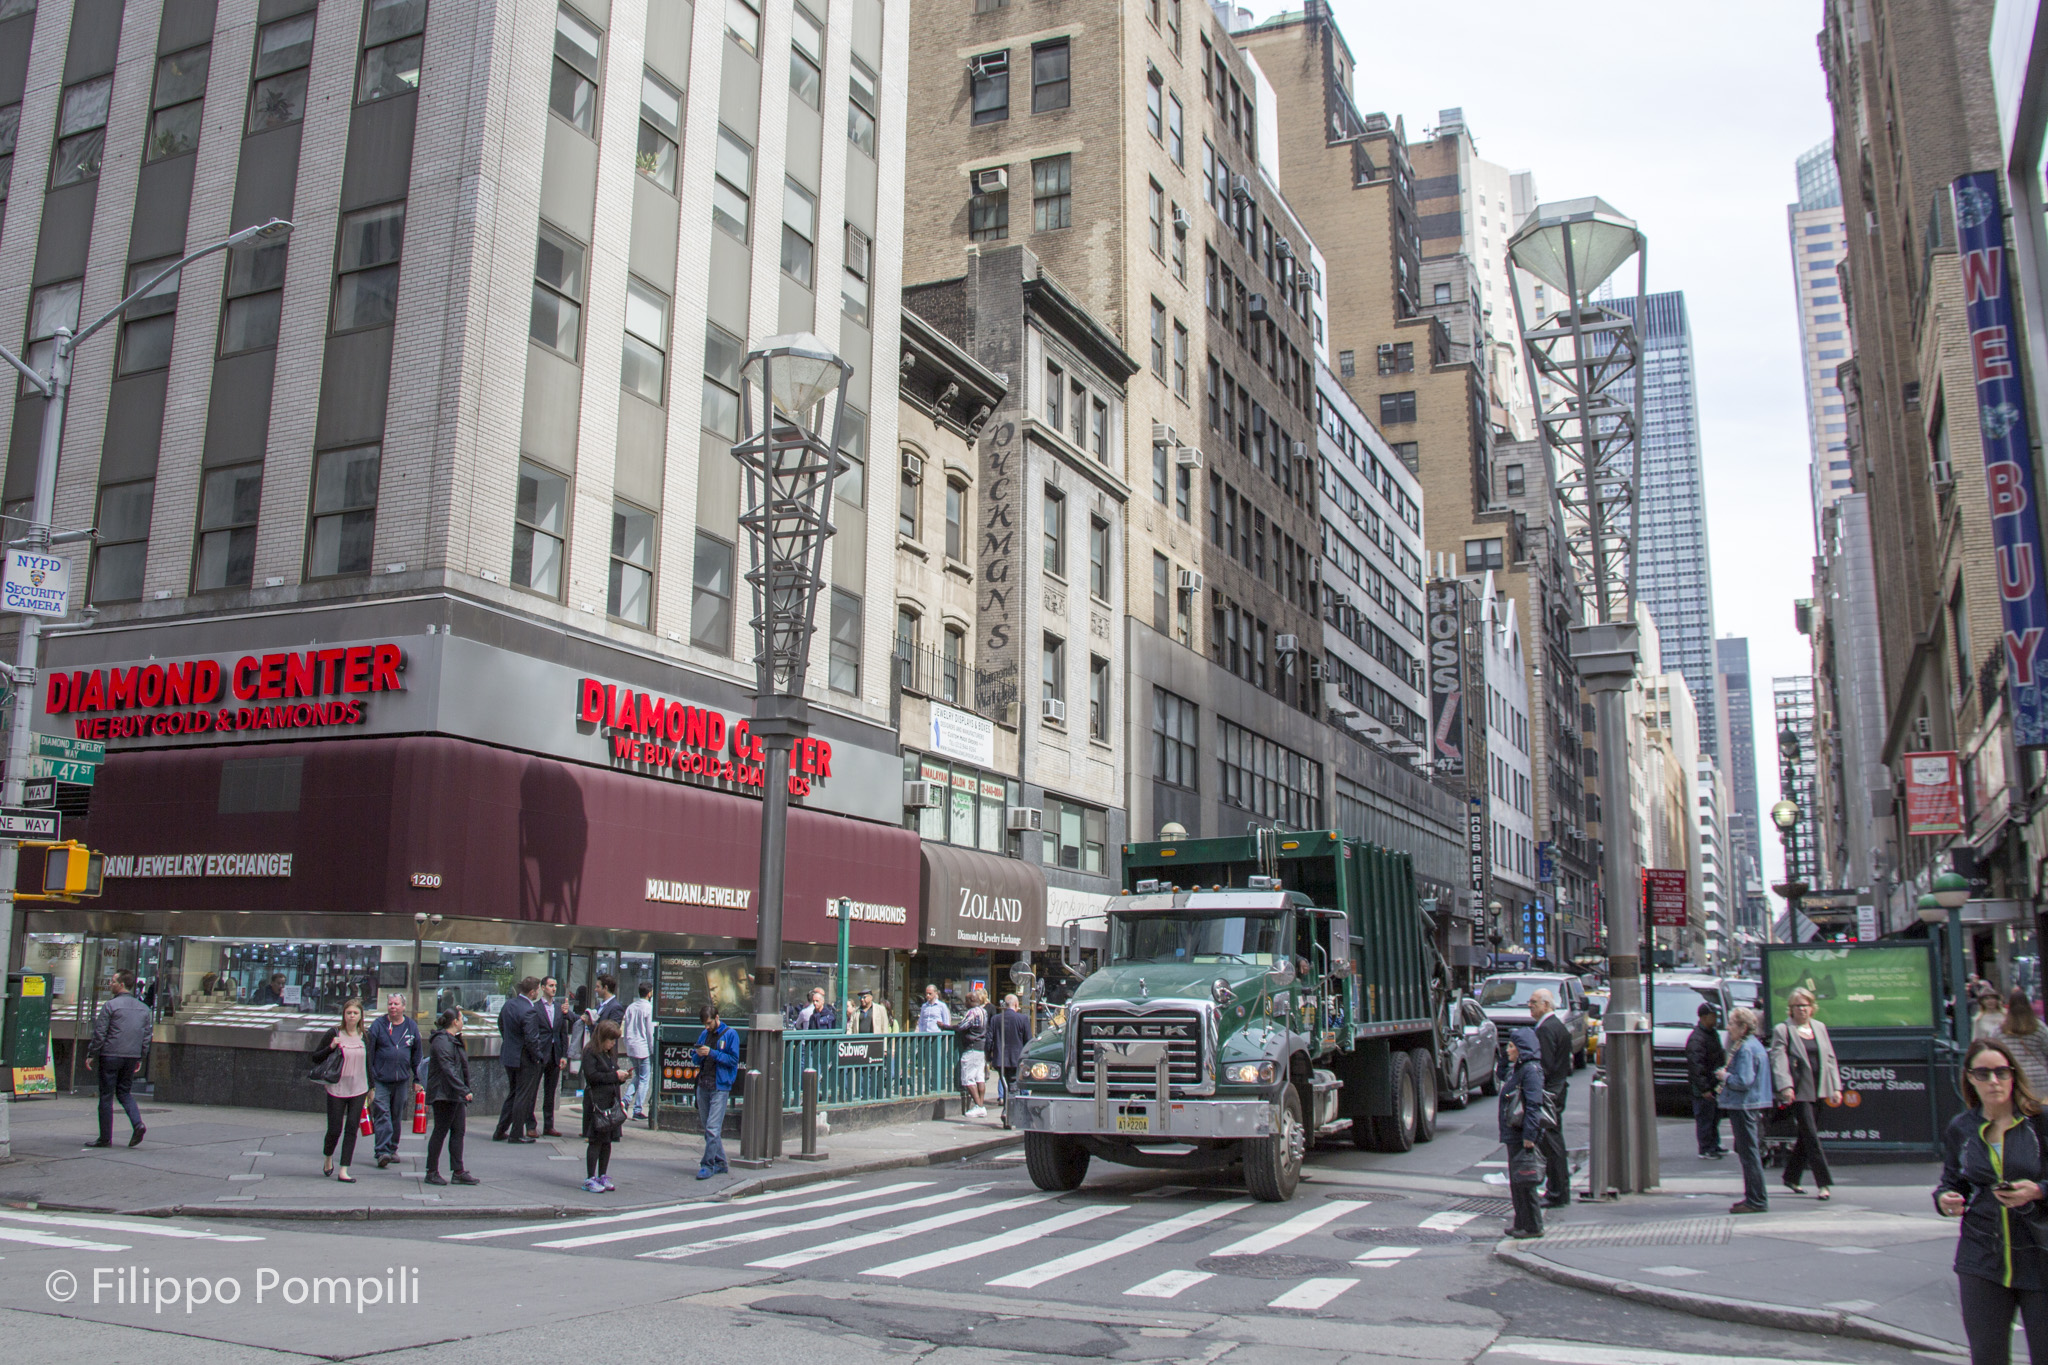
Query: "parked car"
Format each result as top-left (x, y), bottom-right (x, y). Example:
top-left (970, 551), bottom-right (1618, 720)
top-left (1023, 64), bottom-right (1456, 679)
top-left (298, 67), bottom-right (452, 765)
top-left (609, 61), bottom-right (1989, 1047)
top-left (1651, 974), bottom-right (1734, 1105)
top-left (1583, 987), bottom-right (1609, 1064)
top-left (1474, 972), bottom-right (1590, 1068)
top-left (1438, 993), bottom-right (1498, 1107)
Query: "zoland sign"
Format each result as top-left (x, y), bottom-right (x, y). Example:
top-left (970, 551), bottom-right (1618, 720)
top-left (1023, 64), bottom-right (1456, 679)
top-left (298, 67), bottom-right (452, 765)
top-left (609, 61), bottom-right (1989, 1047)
top-left (576, 678), bottom-right (835, 798)
top-left (45, 644), bottom-right (406, 739)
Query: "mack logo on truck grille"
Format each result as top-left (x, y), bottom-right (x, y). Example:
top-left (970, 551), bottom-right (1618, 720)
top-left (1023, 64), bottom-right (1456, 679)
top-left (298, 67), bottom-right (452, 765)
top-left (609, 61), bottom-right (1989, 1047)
top-left (1077, 1019), bottom-right (1195, 1041)
top-left (1071, 1009), bottom-right (1205, 1093)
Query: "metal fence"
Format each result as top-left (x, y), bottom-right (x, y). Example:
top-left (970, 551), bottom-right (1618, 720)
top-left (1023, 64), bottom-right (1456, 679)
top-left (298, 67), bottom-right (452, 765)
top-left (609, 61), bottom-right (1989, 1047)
top-left (657, 1025), bottom-right (957, 1111)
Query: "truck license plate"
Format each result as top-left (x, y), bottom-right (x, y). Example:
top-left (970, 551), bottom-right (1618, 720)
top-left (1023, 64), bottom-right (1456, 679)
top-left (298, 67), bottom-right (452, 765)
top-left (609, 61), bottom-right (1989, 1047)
top-left (1115, 1114), bottom-right (1150, 1133)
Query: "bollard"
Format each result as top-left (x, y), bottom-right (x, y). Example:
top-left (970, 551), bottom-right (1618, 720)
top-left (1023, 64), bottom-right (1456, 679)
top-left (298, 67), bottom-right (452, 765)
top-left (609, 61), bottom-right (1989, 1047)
top-left (1584, 1078), bottom-right (1613, 1201)
top-left (731, 1068), bottom-right (770, 1169)
top-left (792, 1066), bottom-right (828, 1161)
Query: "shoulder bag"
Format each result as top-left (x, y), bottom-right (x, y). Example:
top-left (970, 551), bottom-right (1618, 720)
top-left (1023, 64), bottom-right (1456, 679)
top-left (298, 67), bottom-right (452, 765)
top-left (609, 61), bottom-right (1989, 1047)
top-left (304, 1042), bottom-right (345, 1087)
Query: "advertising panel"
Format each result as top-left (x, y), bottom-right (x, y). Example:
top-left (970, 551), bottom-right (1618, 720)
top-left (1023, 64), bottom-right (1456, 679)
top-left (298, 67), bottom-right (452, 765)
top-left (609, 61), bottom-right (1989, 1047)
top-left (1427, 580), bottom-right (1467, 778)
top-left (1904, 750), bottom-right (1964, 836)
top-left (1763, 945), bottom-right (1936, 1030)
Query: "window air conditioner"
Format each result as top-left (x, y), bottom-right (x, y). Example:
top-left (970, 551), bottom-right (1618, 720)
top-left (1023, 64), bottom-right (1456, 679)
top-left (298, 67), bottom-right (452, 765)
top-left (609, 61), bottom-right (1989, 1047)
top-left (1275, 633), bottom-right (1300, 654)
top-left (1291, 440), bottom-right (1308, 462)
top-left (901, 451), bottom-right (924, 482)
top-left (1178, 569), bottom-right (1203, 594)
top-left (1042, 697), bottom-right (1067, 724)
top-left (1007, 806), bottom-right (1043, 832)
top-left (1247, 293), bottom-right (1270, 322)
top-left (974, 167), bottom-right (1009, 195)
top-left (1172, 205), bottom-right (1192, 233)
top-left (1152, 421), bottom-right (1177, 446)
top-left (968, 52), bottom-right (1009, 80)
top-left (1308, 660), bottom-right (1327, 681)
top-left (1231, 174), bottom-right (1254, 204)
top-left (903, 780), bottom-right (943, 809)
top-left (1276, 237), bottom-right (1295, 261)
top-left (1175, 445), bottom-right (1202, 469)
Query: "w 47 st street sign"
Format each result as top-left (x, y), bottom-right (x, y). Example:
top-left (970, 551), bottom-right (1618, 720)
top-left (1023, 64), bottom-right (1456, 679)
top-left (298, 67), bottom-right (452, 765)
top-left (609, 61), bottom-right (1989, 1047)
top-left (23, 733), bottom-right (102, 786)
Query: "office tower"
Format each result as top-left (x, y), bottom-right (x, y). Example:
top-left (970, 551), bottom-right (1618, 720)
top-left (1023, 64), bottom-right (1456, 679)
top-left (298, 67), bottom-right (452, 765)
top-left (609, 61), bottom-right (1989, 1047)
top-left (1717, 636), bottom-right (1768, 933)
top-left (1773, 674), bottom-right (1822, 889)
top-left (1603, 291), bottom-right (1721, 762)
top-left (1789, 142), bottom-right (1852, 528)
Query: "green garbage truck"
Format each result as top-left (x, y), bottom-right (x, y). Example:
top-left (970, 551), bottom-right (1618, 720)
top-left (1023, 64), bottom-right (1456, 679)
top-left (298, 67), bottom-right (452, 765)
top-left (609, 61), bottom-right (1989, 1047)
top-left (1008, 828), bottom-right (1448, 1201)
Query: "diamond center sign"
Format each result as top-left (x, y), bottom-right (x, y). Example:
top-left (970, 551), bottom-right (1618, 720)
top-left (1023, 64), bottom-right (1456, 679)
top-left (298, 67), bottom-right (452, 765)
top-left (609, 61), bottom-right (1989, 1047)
top-left (2, 550), bottom-right (69, 618)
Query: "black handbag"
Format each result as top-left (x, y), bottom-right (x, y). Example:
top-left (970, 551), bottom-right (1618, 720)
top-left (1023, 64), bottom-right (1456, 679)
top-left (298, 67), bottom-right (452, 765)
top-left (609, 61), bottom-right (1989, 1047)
top-left (1509, 1148), bottom-right (1545, 1186)
top-left (304, 1047), bottom-right (345, 1087)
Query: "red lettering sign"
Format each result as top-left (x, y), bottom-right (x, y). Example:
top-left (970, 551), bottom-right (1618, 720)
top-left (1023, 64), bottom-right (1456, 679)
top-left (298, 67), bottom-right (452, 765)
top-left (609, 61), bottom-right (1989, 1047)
top-left (1974, 325), bottom-right (2015, 381)
top-left (573, 677), bottom-right (823, 797)
top-left (48, 646), bottom-right (404, 725)
top-left (1961, 247), bottom-right (2005, 305)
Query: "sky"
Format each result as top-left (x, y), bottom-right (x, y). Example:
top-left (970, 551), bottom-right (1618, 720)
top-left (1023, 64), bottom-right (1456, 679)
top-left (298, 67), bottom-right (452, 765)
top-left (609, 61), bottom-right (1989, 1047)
top-left (1309, 0), bottom-right (1835, 900)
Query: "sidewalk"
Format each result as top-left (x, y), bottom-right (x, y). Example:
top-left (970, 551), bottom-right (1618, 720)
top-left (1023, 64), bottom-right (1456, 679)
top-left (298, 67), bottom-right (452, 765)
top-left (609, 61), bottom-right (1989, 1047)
top-left (0, 1092), bottom-right (1020, 1219)
top-left (1491, 1122), bottom-right (1967, 1357)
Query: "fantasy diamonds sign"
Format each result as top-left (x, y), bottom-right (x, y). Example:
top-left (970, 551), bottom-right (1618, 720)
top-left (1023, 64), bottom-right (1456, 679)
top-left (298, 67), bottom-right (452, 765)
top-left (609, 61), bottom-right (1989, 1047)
top-left (1953, 171), bottom-right (2048, 747)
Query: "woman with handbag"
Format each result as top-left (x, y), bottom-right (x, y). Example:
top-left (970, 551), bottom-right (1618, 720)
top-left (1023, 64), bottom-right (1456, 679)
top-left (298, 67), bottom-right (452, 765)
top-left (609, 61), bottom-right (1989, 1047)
top-left (1720, 1007), bottom-right (1774, 1213)
top-left (1770, 987), bottom-right (1841, 1201)
top-left (424, 1008), bottom-right (479, 1187)
top-left (1936, 1037), bottom-right (2048, 1364)
top-left (1499, 1026), bottom-right (1548, 1240)
top-left (580, 1018), bottom-right (631, 1193)
top-left (309, 999), bottom-right (371, 1182)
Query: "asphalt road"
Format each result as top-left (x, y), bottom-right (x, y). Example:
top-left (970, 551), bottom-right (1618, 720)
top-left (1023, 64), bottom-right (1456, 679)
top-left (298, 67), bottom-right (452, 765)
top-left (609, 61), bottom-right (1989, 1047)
top-left (0, 1093), bottom-right (1949, 1364)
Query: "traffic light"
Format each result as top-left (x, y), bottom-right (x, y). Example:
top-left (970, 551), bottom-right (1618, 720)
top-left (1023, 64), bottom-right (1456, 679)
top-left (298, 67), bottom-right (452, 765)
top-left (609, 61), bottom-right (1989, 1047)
top-left (41, 842), bottom-right (103, 897)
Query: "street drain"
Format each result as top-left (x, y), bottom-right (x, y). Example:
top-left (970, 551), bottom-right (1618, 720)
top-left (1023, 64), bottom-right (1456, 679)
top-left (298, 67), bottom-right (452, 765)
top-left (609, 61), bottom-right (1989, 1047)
top-left (1334, 1226), bottom-right (1472, 1247)
top-left (1539, 1218), bottom-right (1731, 1248)
top-left (1195, 1253), bottom-right (1357, 1279)
top-left (1451, 1197), bottom-right (1516, 1219)
top-left (1321, 1190), bottom-right (1404, 1202)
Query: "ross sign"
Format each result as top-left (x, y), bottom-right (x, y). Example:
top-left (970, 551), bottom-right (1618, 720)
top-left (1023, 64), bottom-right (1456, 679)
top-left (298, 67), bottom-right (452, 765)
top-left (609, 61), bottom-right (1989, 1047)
top-left (32, 734), bottom-right (104, 763)
top-left (1643, 869), bottom-right (1688, 928)
top-left (1764, 944), bottom-right (1936, 1030)
top-left (20, 779), bottom-right (54, 808)
top-left (834, 1038), bottom-right (887, 1066)
top-left (1903, 751), bottom-right (1964, 836)
top-left (577, 678), bottom-right (831, 800)
top-left (2, 550), bottom-right (69, 618)
top-left (45, 642), bottom-right (406, 740)
top-left (1426, 580), bottom-right (1468, 778)
top-left (1809, 1060), bottom-right (1936, 1150)
top-left (0, 807), bottom-right (58, 839)
top-left (26, 757), bottom-right (94, 785)
top-left (1952, 171), bottom-right (2048, 748)
top-left (103, 852), bottom-right (294, 878)
top-left (929, 702), bottom-right (995, 767)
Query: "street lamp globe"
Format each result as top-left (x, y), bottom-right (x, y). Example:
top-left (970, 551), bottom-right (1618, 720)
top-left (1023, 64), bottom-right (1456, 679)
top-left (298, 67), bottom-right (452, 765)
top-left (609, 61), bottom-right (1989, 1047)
top-left (1769, 799), bottom-right (1800, 831)
top-left (741, 331), bottom-right (850, 426)
top-left (1505, 197), bottom-right (1645, 303)
top-left (1917, 892), bottom-right (1946, 926)
top-left (1932, 871), bottom-right (1972, 910)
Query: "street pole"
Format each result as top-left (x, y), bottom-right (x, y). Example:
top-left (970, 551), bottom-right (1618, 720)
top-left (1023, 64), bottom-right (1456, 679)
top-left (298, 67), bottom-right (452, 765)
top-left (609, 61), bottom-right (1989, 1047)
top-left (0, 219), bottom-right (289, 1160)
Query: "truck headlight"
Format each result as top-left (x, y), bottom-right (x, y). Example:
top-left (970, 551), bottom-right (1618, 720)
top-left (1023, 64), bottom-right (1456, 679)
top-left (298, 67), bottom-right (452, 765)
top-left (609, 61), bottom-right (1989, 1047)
top-left (1025, 1061), bottom-right (1063, 1082)
top-left (1228, 1061), bottom-right (1276, 1085)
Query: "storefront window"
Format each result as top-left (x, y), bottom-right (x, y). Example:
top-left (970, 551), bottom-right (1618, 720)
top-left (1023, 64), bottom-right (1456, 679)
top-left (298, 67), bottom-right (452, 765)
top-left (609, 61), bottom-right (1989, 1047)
top-left (905, 751), bottom-right (1018, 854)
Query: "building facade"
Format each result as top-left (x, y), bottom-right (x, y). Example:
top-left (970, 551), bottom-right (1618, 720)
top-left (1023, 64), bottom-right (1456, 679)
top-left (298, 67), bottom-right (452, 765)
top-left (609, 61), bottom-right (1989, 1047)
top-left (1789, 141), bottom-right (1853, 531)
top-left (1717, 635), bottom-right (1769, 938)
top-left (1773, 673), bottom-right (1822, 905)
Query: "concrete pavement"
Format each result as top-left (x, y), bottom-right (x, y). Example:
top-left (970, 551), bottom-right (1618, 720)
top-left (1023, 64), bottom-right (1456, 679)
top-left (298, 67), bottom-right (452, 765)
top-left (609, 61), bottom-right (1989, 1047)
top-left (0, 1091), bottom-right (1020, 1218)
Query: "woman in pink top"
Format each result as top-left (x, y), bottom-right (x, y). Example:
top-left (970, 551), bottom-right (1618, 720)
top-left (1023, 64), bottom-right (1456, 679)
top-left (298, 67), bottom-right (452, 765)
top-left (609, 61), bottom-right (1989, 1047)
top-left (312, 999), bottom-right (371, 1182)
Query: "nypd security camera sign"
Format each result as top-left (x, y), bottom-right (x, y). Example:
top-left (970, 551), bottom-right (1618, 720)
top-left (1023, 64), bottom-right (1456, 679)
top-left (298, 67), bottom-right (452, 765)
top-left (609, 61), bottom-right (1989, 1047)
top-left (2, 550), bottom-right (68, 617)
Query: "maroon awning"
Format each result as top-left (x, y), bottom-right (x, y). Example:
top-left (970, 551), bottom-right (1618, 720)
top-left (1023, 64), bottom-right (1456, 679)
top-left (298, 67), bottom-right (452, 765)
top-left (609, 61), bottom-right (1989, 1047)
top-left (65, 736), bottom-right (919, 949)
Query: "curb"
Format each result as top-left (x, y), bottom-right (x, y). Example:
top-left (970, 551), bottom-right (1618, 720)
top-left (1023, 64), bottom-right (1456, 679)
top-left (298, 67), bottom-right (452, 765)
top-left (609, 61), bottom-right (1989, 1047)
top-left (2, 1132), bottom-right (1026, 1222)
top-left (1493, 1243), bottom-right (1967, 1359)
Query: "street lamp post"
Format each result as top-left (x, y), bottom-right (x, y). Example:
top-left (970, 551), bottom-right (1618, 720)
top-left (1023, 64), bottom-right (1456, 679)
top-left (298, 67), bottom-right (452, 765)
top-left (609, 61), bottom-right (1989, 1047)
top-left (0, 218), bottom-right (292, 1160)
top-left (1770, 798), bottom-right (1808, 940)
top-left (411, 911), bottom-right (441, 1019)
top-left (1922, 872), bottom-right (1973, 1053)
top-left (1508, 197), bottom-right (1653, 1194)
top-left (729, 333), bottom-right (853, 1166)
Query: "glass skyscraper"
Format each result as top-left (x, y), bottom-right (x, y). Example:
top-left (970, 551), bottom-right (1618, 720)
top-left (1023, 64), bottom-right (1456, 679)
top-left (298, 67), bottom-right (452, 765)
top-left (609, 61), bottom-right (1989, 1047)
top-left (1604, 291), bottom-right (1721, 762)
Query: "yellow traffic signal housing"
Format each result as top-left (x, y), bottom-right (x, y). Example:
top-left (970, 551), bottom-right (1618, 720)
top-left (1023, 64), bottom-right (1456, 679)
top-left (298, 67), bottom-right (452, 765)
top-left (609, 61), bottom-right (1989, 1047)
top-left (42, 843), bottom-right (103, 897)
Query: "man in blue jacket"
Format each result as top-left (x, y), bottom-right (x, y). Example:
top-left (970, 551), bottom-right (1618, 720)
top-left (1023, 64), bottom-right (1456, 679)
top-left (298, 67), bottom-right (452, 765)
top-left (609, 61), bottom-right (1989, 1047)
top-left (366, 994), bottom-right (423, 1167)
top-left (692, 1002), bottom-right (741, 1179)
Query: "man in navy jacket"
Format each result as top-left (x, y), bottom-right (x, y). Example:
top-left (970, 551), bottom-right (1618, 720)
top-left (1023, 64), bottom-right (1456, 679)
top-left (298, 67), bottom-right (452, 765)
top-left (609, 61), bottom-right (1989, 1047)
top-left (365, 993), bottom-right (422, 1167)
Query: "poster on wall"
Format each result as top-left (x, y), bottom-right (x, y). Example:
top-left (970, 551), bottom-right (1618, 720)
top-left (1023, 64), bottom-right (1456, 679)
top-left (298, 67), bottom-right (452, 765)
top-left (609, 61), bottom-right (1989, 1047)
top-left (1763, 944), bottom-right (1936, 1030)
top-left (1902, 751), bottom-right (1963, 836)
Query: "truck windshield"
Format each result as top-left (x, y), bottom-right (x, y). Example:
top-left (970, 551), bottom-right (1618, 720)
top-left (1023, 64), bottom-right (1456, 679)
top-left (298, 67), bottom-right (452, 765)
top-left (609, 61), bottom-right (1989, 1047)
top-left (1111, 914), bottom-right (1284, 965)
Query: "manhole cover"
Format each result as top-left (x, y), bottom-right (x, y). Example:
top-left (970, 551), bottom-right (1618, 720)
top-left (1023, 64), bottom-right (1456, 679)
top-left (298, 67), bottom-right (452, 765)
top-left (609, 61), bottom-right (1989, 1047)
top-left (1196, 1253), bottom-right (1357, 1279)
top-left (1452, 1197), bottom-right (1515, 1219)
top-left (1322, 1190), bottom-right (1404, 1202)
top-left (1334, 1226), bottom-right (1471, 1247)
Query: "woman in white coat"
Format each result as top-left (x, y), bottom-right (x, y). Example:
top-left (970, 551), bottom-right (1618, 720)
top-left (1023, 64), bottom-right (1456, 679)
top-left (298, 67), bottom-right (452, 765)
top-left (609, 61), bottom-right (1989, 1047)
top-left (1770, 987), bottom-right (1842, 1200)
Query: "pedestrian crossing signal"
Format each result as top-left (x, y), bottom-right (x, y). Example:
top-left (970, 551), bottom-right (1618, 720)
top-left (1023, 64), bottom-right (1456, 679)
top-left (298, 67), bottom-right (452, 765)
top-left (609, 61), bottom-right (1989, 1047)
top-left (41, 842), bottom-right (103, 896)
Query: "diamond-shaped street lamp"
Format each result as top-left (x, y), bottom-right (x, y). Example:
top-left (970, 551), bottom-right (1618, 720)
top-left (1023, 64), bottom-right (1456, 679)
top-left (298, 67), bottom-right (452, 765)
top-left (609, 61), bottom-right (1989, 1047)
top-left (730, 333), bottom-right (853, 1166)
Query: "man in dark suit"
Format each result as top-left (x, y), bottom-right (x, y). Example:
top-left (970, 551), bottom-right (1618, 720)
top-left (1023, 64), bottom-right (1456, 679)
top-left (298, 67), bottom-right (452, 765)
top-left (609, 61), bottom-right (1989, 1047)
top-left (493, 977), bottom-right (545, 1142)
top-left (536, 976), bottom-right (575, 1137)
top-left (587, 975), bottom-right (626, 1027)
top-left (1531, 987), bottom-right (1575, 1207)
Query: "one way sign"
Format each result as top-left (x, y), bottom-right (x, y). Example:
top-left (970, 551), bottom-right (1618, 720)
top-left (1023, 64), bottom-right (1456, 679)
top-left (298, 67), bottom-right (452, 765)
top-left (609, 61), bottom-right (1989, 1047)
top-left (0, 807), bottom-right (60, 839)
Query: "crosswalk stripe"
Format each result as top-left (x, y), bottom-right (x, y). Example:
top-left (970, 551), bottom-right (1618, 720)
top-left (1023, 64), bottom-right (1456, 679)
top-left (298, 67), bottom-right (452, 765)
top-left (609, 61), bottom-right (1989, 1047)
top-left (987, 1199), bottom-right (1251, 1290)
top-left (638, 1185), bottom-right (989, 1260)
top-left (749, 1193), bottom-right (1058, 1270)
top-left (0, 1225), bottom-right (129, 1251)
top-left (1206, 1199), bottom-right (1354, 1255)
top-left (1124, 1268), bottom-right (1215, 1299)
top-left (0, 1211), bottom-right (262, 1243)
top-left (1268, 1277), bottom-right (1358, 1310)
top-left (1486, 1341), bottom-right (1827, 1365)
top-left (1418, 1211), bottom-right (1478, 1232)
top-left (863, 1205), bottom-right (1122, 1279)
top-left (442, 1184), bottom-right (842, 1241)
top-left (1353, 1246), bottom-right (1418, 1265)
top-left (537, 1181), bottom-right (932, 1249)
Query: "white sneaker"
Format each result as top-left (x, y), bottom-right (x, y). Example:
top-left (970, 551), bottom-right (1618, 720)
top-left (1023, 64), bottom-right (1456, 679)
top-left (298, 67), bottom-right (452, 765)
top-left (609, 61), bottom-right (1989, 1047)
top-left (966, 1106), bottom-right (986, 1118)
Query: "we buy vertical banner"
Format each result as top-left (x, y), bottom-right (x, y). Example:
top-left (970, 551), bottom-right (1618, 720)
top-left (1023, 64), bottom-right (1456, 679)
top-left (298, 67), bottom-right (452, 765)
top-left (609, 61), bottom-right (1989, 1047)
top-left (1953, 171), bottom-right (2048, 747)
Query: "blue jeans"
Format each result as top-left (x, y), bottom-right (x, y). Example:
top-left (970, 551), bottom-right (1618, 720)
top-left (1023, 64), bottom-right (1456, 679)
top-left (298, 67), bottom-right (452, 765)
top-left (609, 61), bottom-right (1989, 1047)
top-left (625, 1055), bottom-right (652, 1114)
top-left (1729, 1107), bottom-right (1768, 1208)
top-left (371, 1077), bottom-right (412, 1158)
top-left (699, 1085), bottom-right (729, 1172)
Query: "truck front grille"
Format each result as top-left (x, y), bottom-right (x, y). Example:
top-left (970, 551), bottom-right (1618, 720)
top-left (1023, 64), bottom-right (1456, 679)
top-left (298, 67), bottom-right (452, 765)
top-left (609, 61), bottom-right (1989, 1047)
top-left (1071, 1009), bottom-right (1206, 1093)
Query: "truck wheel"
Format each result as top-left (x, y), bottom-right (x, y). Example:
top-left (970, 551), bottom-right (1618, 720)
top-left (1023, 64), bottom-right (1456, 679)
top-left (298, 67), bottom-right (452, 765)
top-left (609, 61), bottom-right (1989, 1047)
top-left (1023, 1132), bottom-right (1089, 1192)
top-left (1410, 1048), bottom-right (1438, 1142)
top-left (1365, 1050), bottom-right (1418, 1152)
top-left (1245, 1085), bottom-right (1303, 1201)
top-left (1442, 1062), bottom-right (1470, 1110)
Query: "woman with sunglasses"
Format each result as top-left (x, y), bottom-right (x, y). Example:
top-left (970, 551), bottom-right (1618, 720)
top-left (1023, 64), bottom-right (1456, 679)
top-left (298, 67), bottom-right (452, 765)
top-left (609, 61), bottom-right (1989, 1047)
top-left (1938, 1037), bottom-right (2048, 1363)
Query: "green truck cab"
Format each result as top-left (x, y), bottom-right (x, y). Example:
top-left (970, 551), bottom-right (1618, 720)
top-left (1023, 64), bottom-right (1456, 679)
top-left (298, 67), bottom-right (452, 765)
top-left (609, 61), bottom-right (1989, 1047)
top-left (1010, 829), bottom-right (1446, 1201)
